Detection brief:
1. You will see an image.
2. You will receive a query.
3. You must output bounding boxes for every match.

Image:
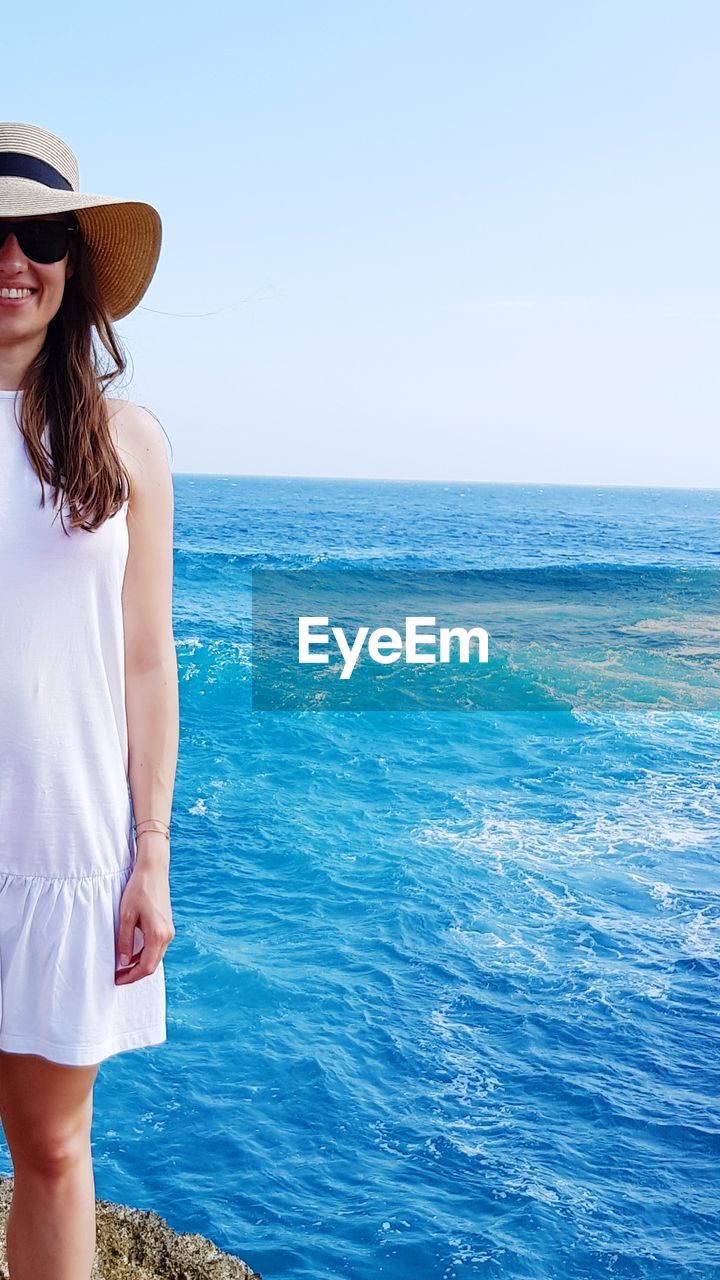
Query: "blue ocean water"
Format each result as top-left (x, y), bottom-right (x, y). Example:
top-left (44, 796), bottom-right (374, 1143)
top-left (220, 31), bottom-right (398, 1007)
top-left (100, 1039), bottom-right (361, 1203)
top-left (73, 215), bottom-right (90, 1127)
top-left (9, 480), bottom-right (720, 1279)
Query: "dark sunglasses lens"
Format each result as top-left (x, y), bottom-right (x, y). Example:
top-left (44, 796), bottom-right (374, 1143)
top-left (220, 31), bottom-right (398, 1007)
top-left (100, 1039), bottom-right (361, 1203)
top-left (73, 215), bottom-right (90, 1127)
top-left (20, 221), bottom-right (73, 263)
top-left (0, 220), bottom-right (73, 264)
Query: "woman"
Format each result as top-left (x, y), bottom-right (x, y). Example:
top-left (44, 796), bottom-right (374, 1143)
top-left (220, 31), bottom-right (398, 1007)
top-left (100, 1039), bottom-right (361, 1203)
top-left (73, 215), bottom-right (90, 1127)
top-left (0, 122), bottom-right (178, 1278)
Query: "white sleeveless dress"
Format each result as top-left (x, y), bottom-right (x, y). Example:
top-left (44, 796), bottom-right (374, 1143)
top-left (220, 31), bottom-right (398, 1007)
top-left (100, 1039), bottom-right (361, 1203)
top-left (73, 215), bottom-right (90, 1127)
top-left (0, 389), bottom-right (166, 1066)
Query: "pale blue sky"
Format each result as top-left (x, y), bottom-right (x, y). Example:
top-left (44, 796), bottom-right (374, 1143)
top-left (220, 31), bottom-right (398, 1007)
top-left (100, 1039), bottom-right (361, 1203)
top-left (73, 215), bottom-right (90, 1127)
top-left (5, 2), bottom-right (719, 486)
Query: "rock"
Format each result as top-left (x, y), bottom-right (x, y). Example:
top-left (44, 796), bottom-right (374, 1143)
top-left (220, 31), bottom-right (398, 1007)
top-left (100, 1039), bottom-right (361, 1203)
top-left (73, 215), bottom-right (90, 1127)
top-left (0, 1176), bottom-right (262, 1279)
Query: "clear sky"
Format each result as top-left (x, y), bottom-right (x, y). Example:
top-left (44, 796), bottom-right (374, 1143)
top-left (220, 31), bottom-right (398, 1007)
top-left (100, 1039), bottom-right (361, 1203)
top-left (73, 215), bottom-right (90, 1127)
top-left (5, 2), bottom-right (719, 486)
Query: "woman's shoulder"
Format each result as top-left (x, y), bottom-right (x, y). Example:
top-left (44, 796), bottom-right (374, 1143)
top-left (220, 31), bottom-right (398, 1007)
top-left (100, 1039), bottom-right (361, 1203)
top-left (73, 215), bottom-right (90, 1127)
top-left (104, 398), bottom-right (172, 508)
top-left (105, 398), bottom-right (164, 450)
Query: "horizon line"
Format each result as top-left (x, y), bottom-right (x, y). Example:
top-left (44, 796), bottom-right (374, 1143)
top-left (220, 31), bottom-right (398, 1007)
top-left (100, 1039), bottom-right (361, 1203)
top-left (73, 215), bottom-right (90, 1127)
top-left (169, 471), bottom-right (720, 494)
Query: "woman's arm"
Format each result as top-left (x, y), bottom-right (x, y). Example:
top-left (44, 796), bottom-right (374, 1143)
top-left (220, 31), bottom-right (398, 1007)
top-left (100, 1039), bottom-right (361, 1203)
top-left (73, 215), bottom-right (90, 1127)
top-left (113, 401), bottom-right (179, 982)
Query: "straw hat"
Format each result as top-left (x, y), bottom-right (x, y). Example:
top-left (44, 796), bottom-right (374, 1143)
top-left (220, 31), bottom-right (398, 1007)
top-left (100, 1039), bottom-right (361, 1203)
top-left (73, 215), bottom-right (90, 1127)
top-left (0, 122), bottom-right (161, 321)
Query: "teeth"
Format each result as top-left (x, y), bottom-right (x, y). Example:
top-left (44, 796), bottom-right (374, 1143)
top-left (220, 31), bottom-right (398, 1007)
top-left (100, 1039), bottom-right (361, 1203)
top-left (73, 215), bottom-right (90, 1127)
top-left (0, 288), bottom-right (34, 299)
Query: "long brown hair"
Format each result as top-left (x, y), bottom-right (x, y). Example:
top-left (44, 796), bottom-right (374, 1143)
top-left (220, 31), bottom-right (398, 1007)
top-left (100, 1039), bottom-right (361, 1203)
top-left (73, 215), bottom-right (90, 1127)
top-left (15, 221), bottom-right (133, 535)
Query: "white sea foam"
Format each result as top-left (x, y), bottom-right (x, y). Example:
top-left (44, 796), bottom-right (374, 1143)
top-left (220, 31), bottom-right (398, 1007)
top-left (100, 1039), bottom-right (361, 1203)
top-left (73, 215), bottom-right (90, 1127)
top-left (624, 614), bottom-right (720, 639)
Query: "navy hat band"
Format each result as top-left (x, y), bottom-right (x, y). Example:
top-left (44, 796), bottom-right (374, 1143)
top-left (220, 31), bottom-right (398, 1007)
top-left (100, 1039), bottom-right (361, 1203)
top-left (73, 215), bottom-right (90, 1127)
top-left (0, 151), bottom-right (73, 191)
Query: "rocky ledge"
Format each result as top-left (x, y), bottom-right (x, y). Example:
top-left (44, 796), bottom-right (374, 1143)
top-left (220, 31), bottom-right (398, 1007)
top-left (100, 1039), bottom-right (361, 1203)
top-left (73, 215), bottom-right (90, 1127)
top-left (0, 1176), bottom-right (261, 1279)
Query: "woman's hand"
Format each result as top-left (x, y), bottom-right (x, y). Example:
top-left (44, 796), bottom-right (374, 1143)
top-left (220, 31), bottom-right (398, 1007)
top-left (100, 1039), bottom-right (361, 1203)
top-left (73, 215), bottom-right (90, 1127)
top-left (115, 837), bottom-right (175, 984)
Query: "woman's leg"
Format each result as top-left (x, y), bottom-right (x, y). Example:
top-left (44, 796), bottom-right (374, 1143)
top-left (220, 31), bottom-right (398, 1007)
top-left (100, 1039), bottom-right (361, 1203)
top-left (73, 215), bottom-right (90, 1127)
top-left (0, 1050), bottom-right (100, 1280)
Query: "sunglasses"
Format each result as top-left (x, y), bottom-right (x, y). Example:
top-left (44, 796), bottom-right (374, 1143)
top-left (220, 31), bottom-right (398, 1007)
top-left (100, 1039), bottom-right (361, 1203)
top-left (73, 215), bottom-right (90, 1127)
top-left (0, 218), bottom-right (78, 264)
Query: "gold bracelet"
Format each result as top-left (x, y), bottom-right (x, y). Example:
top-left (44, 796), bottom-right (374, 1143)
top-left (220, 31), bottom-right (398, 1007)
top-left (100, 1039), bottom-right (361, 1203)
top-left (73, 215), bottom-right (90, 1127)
top-left (134, 819), bottom-right (170, 839)
top-left (135, 828), bottom-right (170, 842)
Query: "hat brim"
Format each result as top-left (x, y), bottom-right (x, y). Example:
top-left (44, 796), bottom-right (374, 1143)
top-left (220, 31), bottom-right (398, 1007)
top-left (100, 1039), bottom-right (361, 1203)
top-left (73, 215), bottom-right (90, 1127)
top-left (0, 177), bottom-right (161, 321)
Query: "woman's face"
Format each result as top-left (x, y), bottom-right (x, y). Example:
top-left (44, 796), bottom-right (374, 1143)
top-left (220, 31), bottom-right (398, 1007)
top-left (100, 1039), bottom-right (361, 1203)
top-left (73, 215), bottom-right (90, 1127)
top-left (0, 212), bottom-right (74, 347)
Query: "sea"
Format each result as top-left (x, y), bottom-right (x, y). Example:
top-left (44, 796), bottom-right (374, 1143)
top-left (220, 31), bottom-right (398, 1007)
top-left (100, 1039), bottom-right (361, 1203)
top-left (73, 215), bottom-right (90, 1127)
top-left (8, 478), bottom-right (720, 1280)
